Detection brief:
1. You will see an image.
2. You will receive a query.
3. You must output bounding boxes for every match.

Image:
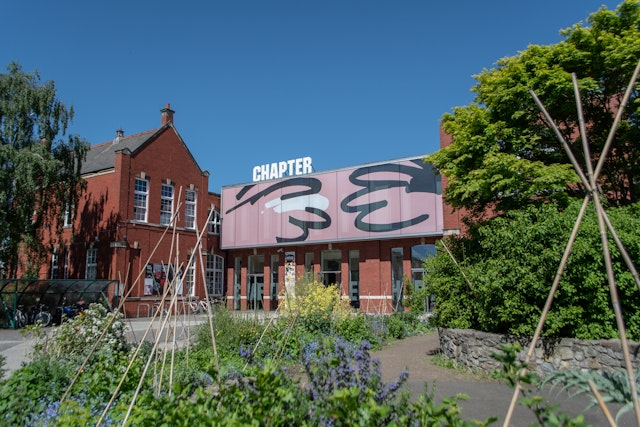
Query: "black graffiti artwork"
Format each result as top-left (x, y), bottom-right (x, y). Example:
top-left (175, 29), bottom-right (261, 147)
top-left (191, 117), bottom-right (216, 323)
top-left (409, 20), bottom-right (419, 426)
top-left (340, 160), bottom-right (438, 233)
top-left (225, 177), bottom-right (331, 243)
top-left (277, 207), bottom-right (331, 243)
top-left (226, 160), bottom-right (439, 242)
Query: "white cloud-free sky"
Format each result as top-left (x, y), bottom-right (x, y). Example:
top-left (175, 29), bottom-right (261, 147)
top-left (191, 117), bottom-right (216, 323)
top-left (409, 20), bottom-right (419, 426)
top-left (1, 1), bottom-right (620, 191)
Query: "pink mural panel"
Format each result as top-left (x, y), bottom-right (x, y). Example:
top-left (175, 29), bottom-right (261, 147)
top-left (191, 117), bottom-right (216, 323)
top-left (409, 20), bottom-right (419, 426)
top-left (221, 157), bottom-right (443, 248)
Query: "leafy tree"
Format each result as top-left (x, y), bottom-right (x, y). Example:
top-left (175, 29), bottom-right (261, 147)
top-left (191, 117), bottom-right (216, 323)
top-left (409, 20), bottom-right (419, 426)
top-left (423, 200), bottom-right (640, 340)
top-left (426, 0), bottom-right (640, 218)
top-left (0, 62), bottom-right (88, 277)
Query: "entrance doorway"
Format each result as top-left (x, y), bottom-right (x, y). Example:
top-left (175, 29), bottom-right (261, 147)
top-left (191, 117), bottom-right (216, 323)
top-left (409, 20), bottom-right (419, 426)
top-left (247, 255), bottom-right (264, 310)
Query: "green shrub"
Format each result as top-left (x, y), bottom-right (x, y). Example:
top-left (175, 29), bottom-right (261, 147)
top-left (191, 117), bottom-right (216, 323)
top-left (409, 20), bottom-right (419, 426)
top-left (0, 357), bottom-right (72, 425)
top-left (411, 285), bottom-right (430, 313)
top-left (194, 307), bottom-right (260, 353)
top-left (0, 305), bottom-right (155, 426)
top-left (385, 313), bottom-right (408, 340)
top-left (425, 201), bottom-right (640, 340)
top-left (335, 314), bottom-right (380, 349)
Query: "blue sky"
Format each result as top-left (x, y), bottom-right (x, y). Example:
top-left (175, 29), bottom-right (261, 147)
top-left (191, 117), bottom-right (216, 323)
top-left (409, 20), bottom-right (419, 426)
top-left (1, 1), bottom-right (620, 192)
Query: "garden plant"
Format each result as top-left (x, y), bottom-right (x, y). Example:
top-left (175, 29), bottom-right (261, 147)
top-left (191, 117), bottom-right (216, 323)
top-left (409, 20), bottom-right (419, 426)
top-left (0, 278), bottom-right (602, 425)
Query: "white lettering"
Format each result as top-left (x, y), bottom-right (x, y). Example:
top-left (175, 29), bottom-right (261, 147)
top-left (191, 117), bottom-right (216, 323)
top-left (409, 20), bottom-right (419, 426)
top-left (287, 159), bottom-right (296, 176)
top-left (269, 162), bottom-right (278, 179)
top-left (252, 156), bottom-right (314, 182)
top-left (303, 156), bottom-right (312, 174)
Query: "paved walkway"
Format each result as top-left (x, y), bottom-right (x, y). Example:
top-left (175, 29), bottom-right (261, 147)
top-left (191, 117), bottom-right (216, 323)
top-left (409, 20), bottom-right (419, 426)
top-left (1, 320), bottom-right (636, 426)
top-left (372, 333), bottom-right (633, 426)
top-left (0, 314), bottom-right (210, 375)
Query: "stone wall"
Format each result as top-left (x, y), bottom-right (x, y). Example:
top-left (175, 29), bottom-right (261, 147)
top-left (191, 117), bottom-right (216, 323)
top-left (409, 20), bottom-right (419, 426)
top-left (438, 328), bottom-right (640, 377)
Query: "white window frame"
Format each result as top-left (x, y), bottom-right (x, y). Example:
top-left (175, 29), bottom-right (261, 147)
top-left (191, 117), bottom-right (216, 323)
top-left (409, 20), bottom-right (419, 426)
top-left (184, 261), bottom-right (195, 296)
top-left (206, 254), bottom-right (224, 297)
top-left (208, 209), bottom-right (221, 235)
top-left (86, 248), bottom-right (97, 280)
top-left (160, 184), bottom-right (174, 225)
top-left (51, 253), bottom-right (59, 279)
top-left (185, 190), bottom-right (197, 229)
top-left (63, 203), bottom-right (74, 228)
top-left (134, 178), bottom-right (149, 222)
top-left (320, 250), bottom-right (342, 287)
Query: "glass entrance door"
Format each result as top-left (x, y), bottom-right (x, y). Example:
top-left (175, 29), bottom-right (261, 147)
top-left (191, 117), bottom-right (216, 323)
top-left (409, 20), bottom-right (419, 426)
top-left (247, 275), bottom-right (264, 310)
top-left (248, 255), bottom-right (264, 310)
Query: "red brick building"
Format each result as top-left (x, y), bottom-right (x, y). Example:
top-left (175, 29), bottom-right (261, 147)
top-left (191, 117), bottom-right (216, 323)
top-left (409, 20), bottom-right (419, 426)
top-left (44, 105), bottom-right (224, 317)
top-left (34, 105), bottom-right (462, 316)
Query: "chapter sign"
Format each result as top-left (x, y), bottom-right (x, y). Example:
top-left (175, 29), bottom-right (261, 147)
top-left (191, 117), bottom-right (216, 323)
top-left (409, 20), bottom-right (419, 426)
top-left (223, 156), bottom-right (443, 249)
top-left (253, 157), bottom-right (313, 182)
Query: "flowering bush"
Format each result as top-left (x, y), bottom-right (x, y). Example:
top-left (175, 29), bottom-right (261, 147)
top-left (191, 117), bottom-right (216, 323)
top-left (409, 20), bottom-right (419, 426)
top-left (302, 337), bottom-right (410, 426)
top-left (280, 279), bottom-right (351, 334)
top-left (33, 303), bottom-right (128, 360)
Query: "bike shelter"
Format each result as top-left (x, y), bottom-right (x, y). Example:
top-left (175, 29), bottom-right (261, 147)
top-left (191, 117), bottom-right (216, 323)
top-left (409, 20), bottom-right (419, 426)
top-left (0, 279), bottom-right (118, 329)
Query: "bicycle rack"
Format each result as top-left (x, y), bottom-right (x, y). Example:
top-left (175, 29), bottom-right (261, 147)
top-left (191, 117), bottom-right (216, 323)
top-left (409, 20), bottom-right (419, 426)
top-left (136, 303), bottom-right (151, 318)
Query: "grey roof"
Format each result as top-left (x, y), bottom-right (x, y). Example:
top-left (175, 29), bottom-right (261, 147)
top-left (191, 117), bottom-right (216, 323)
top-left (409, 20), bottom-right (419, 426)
top-left (81, 128), bottom-right (159, 175)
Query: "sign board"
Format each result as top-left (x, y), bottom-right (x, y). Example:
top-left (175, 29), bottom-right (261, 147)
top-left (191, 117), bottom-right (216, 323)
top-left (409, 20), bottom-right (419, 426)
top-left (222, 156), bottom-right (443, 248)
top-left (252, 157), bottom-right (312, 182)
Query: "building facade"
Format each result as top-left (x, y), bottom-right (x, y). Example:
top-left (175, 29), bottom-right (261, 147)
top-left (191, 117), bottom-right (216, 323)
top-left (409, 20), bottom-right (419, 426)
top-left (43, 105), bottom-right (224, 317)
top-left (34, 106), bottom-right (462, 316)
top-left (220, 151), bottom-right (462, 314)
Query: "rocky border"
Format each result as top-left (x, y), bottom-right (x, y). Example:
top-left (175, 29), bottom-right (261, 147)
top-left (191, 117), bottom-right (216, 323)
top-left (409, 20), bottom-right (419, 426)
top-left (438, 327), bottom-right (640, 377)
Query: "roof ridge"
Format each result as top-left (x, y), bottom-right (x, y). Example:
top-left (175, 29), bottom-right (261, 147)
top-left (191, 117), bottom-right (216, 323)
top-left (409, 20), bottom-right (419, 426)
top-left (92, 128), bottom-right (157, 148)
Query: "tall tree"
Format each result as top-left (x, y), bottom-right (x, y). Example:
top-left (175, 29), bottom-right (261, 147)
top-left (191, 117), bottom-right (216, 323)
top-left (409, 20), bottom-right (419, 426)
top-left (0, 62), bottom-right (89, 278)
top-left (426, 0), bottom-right (640, 218)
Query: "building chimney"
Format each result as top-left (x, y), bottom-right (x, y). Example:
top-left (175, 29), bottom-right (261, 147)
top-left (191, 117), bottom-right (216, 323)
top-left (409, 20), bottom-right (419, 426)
top-left (161, 103), bottom-right (174, 125)
top-left (113, 127), bottom-right (124, 145)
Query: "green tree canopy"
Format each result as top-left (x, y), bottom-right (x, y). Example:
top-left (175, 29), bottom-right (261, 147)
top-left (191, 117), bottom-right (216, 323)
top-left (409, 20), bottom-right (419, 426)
top-left (422, 200), bottom-right (640, 340)
top-left (426, 0), bottom-right (640, 218)
top-left (0, 62), bottom-right (89, 277)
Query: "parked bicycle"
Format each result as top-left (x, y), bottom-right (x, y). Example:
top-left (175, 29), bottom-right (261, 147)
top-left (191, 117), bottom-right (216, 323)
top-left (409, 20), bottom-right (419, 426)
top-left (1, 298), bottom-right (27, 329)
top-left (186, 297), bottom-right (206, 314)
top-left (28, 303), bottom-right (52, 327)
top-left (52, 299), bottom-right (86, 325)
top-left (185, 296), bottom-right (217, 314)
top-left (64, 300), bottom-right (86, 319)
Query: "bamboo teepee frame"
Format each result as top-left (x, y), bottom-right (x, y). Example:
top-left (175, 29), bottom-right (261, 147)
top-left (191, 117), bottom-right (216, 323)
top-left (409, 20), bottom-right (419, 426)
top-left (50, 187), bottom-right (220, 426)
top-left (503, 61), bottom-right (640, 427)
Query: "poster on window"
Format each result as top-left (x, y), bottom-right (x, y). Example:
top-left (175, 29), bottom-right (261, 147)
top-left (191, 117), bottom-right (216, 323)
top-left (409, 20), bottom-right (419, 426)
top-left (144, 264), bottom-right (166, 296)
top-left (284, 251), bottom-right (295, 298)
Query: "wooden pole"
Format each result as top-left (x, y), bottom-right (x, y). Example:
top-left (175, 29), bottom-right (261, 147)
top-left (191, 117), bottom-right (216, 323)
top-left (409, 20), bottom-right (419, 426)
top-left (505, 65), bottom-right (640, 426)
